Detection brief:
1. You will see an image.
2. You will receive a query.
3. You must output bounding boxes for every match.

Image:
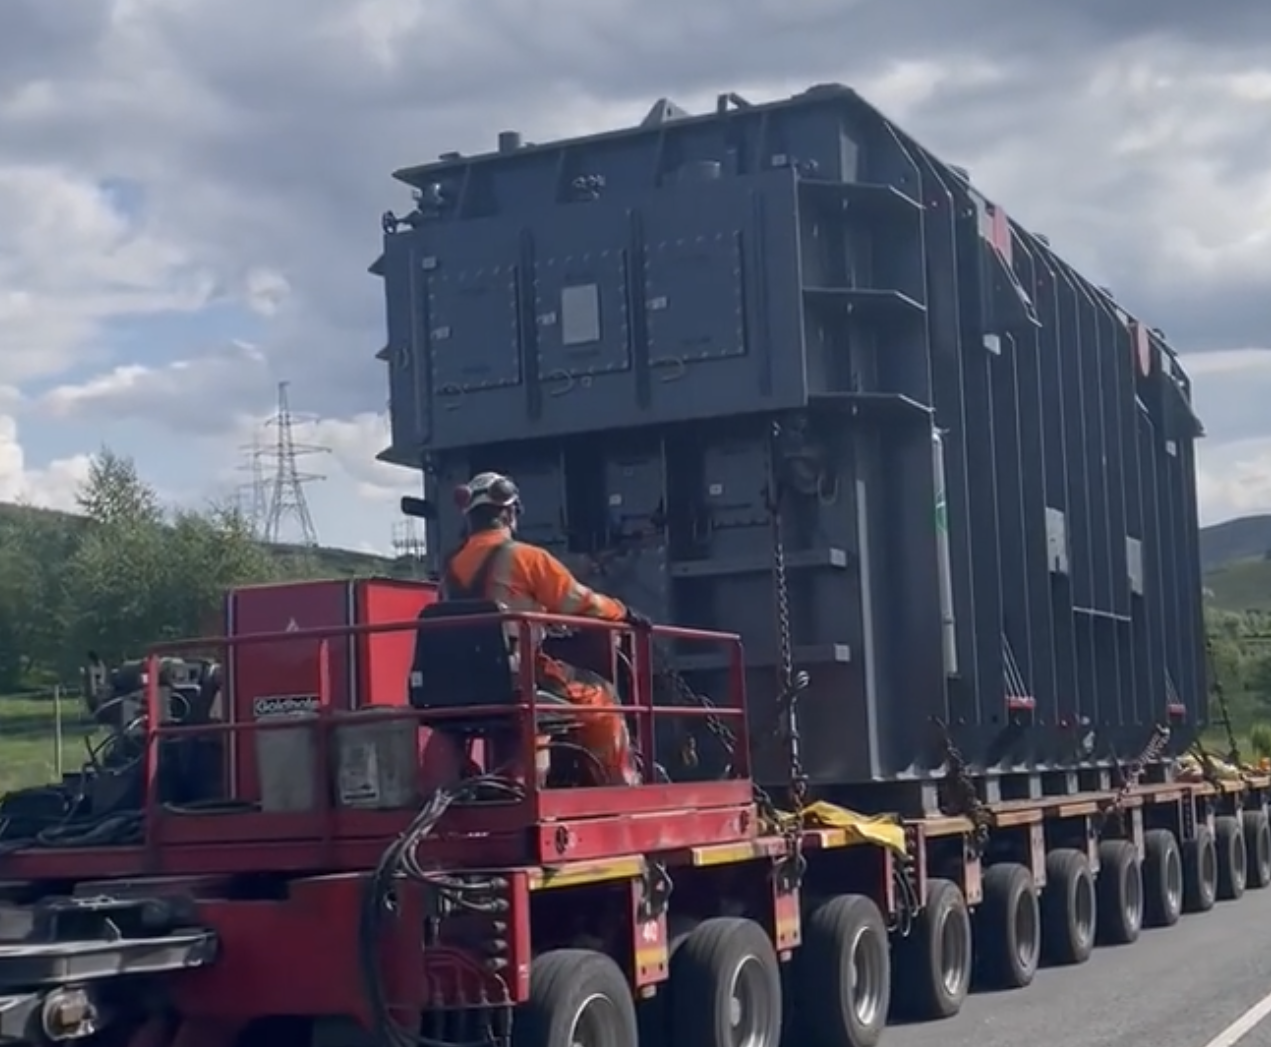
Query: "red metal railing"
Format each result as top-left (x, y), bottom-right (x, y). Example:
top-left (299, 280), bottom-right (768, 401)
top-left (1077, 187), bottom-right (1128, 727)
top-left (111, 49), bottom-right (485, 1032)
top-left (138, 611), bottom-right (751, 851)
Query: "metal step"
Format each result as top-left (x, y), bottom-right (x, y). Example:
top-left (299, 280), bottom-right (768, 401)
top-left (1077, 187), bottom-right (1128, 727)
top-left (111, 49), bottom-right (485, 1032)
top-left (0, 929), bottom-right (216, 990)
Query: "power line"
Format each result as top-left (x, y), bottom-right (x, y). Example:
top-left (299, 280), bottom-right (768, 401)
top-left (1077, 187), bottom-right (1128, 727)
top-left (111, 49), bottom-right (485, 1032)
top-left (392, 518), bottom-right (427, 576)
top-left (261, 380), bottom-right (329, 546)
top-left (233, 435), bottom-right (269, 537)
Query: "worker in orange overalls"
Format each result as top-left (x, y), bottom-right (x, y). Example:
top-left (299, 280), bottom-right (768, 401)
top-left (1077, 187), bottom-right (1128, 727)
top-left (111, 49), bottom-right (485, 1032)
top-left (440, 471), bottom-right (648, 785)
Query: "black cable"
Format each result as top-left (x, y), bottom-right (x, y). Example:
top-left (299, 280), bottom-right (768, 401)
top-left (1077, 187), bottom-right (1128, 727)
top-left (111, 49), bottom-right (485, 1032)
top-left (0, 708), bottom-right (255, 856)
top-left (359, 774), bottom-right (526, 1047)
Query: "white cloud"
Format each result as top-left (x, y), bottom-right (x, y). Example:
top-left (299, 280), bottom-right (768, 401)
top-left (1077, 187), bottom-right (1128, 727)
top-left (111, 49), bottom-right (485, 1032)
top-left (0, 163), bottom-right (218, 385)
top-left (2, 0), bottom-right (1271, 548)
top-left (0, 411), bottom-right (92, 511)
top-left (1197, 437), bottom-right (1271, 525)
top-left (244, 267), bottom-right (290, 318)
top-left (39, 340), bottom-right (271, 434)
top-left (1185, 348), bottom-right (1271, 378)
top-left (1187, 349), bottom-right (1271, 524)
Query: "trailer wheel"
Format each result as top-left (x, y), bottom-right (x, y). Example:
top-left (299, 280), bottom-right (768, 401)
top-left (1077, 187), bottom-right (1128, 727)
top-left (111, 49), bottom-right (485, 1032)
top-left (1040, 848), bottom-right (1095, 966)
top-left (516, 949), bottom-right (637, 1047)
top-left (1182, 824), bottom-right (1217, 914)
top-left (668, 917), bottom-right (781, 1047)
top-left (791, 894), bottom-right (890, 1047)
top-left (1143, 828), bottom-right (1183, 927)
top-left (891, 878), bottom-right (971, 1020)
top-left (1095, 839), bottom-right (1142, 946)
top-left (973, 862), bottom-right (1039, 990)
top-left (1214, 815), bottom-right (1247, 901)
top-left (1242, 809), bottom-right (1271, 889)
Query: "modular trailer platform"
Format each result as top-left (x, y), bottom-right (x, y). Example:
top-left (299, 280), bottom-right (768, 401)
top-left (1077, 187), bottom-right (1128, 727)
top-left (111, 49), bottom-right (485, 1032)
top-left (1, 763), bottom-right (1267, 1047)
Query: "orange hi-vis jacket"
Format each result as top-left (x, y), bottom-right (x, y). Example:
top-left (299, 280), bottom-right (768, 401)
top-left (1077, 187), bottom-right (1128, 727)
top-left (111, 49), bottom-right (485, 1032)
top-left (442, 528), bottom-right (627, 623)
top-left (441, 528), bottom-right (636, 783)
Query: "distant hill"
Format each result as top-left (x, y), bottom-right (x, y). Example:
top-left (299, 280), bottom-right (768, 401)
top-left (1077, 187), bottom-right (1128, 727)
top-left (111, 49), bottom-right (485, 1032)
top-left (1198, 515), bottom-right (1271, 611)
top-left (0, 501), bottom-right (416, 581)
top-left (1205, 558), bottom-right (1271, 611)
top-left (1200, 515), bottom-right (1271, 572)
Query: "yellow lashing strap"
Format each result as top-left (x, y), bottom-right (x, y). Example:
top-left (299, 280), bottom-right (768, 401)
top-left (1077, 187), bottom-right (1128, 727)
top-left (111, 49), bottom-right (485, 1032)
top-left (763, 799), bottom-right (908, 857)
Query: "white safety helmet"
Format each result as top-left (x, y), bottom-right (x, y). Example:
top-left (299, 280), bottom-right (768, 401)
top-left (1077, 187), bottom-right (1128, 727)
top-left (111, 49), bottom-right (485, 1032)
top-left (455, 471), bottom-right (521, 515)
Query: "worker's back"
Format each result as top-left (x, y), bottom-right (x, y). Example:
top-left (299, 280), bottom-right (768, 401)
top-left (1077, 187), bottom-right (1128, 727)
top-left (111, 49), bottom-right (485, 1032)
top-left (443, 528), bottom-right (625, 622)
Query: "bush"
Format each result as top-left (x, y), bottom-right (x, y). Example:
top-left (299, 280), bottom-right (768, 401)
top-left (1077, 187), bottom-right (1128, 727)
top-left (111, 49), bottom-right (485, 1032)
top-left (1249, 723), bottom-right (1271, 760)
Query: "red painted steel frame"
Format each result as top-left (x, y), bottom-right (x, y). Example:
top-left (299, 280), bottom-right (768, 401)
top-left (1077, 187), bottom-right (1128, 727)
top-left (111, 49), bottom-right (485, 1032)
top-left (161, 872), bottom-right (534, 1020)
top-left (0, 611), bottom-right (755, 881)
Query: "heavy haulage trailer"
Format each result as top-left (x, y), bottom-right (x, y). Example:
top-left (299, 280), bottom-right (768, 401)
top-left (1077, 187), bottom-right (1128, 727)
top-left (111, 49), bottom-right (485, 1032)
top-left (0, 83), bottom-right (1259, 1047)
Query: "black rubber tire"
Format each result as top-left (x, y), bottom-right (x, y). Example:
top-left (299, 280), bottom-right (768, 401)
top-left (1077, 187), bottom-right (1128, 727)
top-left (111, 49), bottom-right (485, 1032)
top-left (1143, 828), bottom-right (1183, 927)
top-left (791, 894), bottom-right (890, 1047)
top-left (1216, 815), bottom-right (1248, 901)
top-left (972, 862), bottom-right (1039, 990)
top-left (515, 949), bottom-right (637, 1047)
top-left (1243, 809), bottom-right (1271, 889)
top-left (668, 917), bottom-right (782, 1047)
top-left (891, 878), bottom-right (972, 1020)
top-left (1095, 839), bottom-right (1143, 946)
top-left (1182, 825), bottom-right (1218, 914)
top-left (1040, 848), bottom-right (1096, 966)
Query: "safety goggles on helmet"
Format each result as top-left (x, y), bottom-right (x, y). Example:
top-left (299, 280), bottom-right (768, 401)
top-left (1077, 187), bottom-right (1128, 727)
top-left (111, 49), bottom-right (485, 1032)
top-left (454, 472), bottom-right (521, 515)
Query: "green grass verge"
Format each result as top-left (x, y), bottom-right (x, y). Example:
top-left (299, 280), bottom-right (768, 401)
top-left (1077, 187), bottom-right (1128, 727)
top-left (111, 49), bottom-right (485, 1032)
top-left (0, 693), bottom-right (96, 794)
top-left (1205, 557), bottom-right (1271, 612)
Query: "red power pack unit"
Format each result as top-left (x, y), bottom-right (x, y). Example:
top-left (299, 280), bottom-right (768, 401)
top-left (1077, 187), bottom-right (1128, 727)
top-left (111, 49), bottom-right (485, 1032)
top-left (223, 576), bottom-right (439, 802)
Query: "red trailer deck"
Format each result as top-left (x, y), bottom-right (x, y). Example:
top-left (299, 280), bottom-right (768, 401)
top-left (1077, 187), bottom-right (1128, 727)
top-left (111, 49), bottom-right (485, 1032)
top-left (1, 605), bottom-right (1267, 1047)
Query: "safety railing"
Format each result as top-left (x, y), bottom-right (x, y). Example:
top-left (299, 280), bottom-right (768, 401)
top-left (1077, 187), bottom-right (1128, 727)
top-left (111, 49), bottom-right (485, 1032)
top-left (135, 610), bottom-right (752, 858)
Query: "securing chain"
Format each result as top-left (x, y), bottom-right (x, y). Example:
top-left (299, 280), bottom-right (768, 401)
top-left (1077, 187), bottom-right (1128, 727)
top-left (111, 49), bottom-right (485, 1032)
top-left (587, 524), bottom-right (788, 828)
top-left (1206, 637), bottom-right (1241, 766)
top-left (648, 645), bottom-right (743, 770)
top-left (768, 418), bottom-right (810, 878)
top-left (581, 544), bottom-right (744, 770)
top-left (1188, 737), bottom-right (1225, 790)
top-left (935, 718), bottom-right (991, 855)
top-left (583, 419), bottom-right (812, 872)
top-left (1095, 724), bottom-right (1170, 834)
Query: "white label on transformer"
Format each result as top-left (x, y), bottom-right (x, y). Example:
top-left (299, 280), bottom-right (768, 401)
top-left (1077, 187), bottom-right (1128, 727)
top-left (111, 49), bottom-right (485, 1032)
top-left (561, 284), bottom-right (601, 345)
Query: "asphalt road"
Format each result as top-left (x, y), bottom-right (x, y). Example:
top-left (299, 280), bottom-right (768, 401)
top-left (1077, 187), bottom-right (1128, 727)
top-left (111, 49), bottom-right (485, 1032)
top-left (887, 886), bottom-right (1271, 1047)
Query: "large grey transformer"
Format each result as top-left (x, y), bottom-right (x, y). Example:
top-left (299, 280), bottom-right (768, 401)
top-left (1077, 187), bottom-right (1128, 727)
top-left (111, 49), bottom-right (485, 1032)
top-left (374, 84), bottom-right (1207, 806)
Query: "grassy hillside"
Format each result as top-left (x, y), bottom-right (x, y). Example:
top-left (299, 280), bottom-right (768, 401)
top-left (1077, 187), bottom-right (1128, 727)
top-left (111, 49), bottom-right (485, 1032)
top-left (1201, 515), bottom-right (1271, 572)
top-left (1201, 517), bottom-right (1271, 611)
top-left (1205, 558), bottom-right (1271, 611)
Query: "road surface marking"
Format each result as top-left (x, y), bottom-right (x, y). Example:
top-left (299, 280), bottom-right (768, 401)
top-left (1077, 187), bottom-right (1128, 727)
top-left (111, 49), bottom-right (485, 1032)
top-left (1202, 990), bottom-right (1271, 1047)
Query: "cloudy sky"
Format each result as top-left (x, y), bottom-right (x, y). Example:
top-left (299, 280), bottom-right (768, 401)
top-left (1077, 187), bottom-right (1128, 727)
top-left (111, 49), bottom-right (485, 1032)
top-left (1, 0), bottom-right (1269, 552)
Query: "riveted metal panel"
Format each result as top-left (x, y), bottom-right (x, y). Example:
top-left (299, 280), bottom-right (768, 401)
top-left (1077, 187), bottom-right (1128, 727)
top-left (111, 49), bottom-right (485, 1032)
top-left (536, 264), bottom-right (629, 379)
top-left (380, 83), bottom-right (1206, 792)
top-left (428, 264), bottom-right (522, 393)
top-left (643, 230), bottom-right (746, 366)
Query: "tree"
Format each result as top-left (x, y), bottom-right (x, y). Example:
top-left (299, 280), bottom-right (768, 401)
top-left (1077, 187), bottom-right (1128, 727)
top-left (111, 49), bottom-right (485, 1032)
top-left (60, 450), bottom-right (290, 669)
top-left (76, 448), bottom-right (162, 527)
top-left (160, 502), bottom-right (287, 638)
top-left (0, 526), bottom-right (38, 689)
top-left (0, 506), bottom-right (79, 688)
